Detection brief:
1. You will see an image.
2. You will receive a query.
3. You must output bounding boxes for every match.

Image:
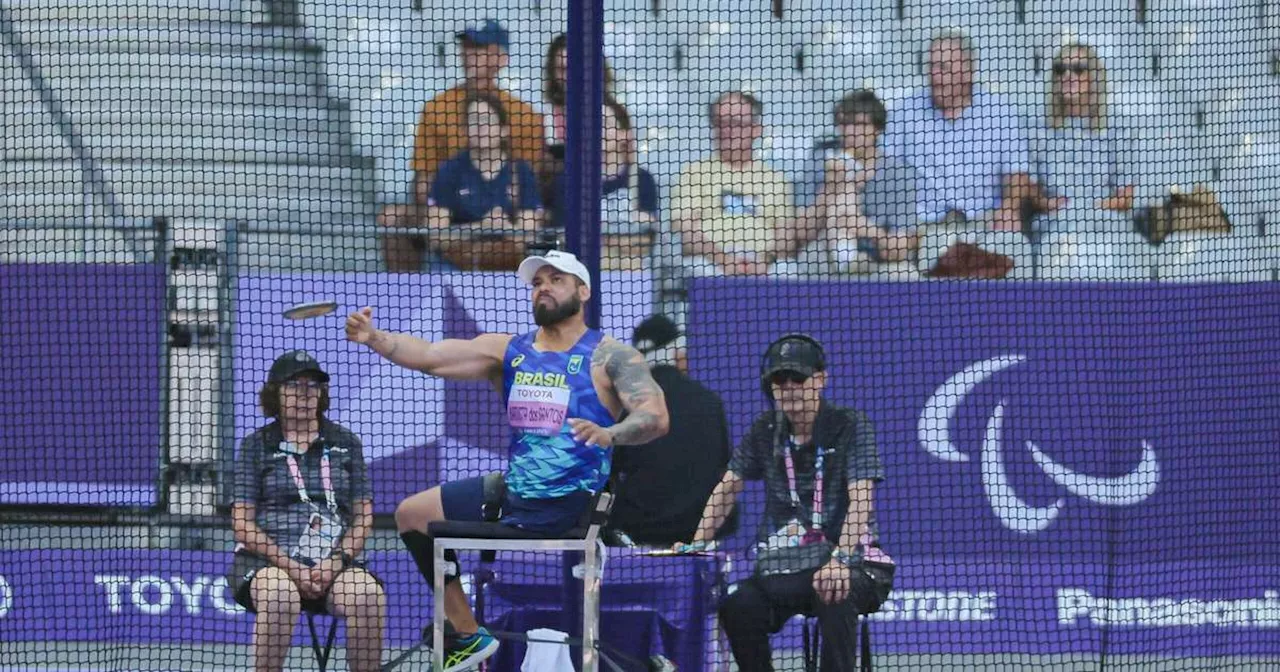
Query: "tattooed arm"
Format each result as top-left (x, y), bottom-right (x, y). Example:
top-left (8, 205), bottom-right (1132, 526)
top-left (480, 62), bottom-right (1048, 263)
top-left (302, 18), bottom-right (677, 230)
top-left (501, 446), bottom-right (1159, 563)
top-left (570, 338), bottom-right (670, 447)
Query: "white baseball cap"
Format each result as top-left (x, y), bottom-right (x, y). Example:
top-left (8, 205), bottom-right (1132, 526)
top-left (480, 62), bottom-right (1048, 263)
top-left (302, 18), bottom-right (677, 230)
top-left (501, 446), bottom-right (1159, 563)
top-left (517, 250), bottom-right (592, 289)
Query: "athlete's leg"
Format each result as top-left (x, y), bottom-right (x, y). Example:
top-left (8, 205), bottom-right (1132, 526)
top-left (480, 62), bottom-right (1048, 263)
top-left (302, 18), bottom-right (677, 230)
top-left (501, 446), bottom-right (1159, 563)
top-left (396, 477), bottom-right (486, 634)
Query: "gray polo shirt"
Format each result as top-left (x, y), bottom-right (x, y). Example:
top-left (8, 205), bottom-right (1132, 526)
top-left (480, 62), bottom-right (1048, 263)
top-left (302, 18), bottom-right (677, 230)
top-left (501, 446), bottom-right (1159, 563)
top-left (233, 419), bottom-right (371, 549)
top-left (729, 400), bottom-right (884, 547)
top-left (796, 141), bottom-right (922, 232)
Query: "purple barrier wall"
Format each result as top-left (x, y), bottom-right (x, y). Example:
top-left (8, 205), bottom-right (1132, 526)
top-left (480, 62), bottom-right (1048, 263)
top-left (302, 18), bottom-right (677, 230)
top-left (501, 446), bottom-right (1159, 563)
top-left (0, 548), bottom-right (718, 672)
top-left (0, 263), bottom-right (165, 507)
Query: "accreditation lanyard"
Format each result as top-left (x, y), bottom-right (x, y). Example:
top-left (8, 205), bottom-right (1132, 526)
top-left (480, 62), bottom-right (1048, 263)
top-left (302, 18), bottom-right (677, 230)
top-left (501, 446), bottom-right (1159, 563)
top-left (285, 447), bottom-right (339, 518)
top-left (783, 443), bottom-right (825, 533)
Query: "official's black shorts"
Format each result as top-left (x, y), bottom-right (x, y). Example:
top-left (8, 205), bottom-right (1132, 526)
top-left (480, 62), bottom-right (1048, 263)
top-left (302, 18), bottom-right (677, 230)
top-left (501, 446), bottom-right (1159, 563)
top-left (227, 550), bottom-right (383, 614)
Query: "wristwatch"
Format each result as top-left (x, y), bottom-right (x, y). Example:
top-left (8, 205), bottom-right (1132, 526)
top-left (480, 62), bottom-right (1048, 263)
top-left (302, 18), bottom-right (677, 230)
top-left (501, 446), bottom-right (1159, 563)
top-left (830, 548), bottom-right (857, 568)
top-left (333, 551), bottom-right (355, 567)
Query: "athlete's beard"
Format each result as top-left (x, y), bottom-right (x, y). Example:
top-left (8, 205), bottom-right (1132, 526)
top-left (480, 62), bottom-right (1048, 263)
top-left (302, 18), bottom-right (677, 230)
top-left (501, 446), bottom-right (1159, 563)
top-left (534, 293), bottom-right (583, 326)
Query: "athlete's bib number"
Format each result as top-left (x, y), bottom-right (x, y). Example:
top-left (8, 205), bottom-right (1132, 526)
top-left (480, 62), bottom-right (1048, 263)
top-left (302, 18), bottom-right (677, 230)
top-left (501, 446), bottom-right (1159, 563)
top-left (508, 384), bottom-right (571, 436)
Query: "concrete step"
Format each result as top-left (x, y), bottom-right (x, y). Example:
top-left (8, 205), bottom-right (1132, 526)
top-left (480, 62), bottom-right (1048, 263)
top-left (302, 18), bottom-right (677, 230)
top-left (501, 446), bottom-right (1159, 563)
top-left (2, 0), bottom-right (248, 25)
top-left (76, 137), bottom-right (355, 165)
top-left (111, 191), bottom-right (376, 224)
top-left (0, 160), bottom-right (86, 193)
top-left (0, 101), bottom-right (353, 127)
top-left (0, 223), bottom-right (150, 264)
top-left (0, 191), bottom-right (88, 224)
top-left (0, 118), bottom-right (76, 160)
top-left (38, 82), bottom-right (335, 111)
top-left (25, 50), bottom-right (328, 84)
top-left (2, 109), bottom-right (354, 162)
top-left (9, 21), bottom-right (323, 55)
top-left (3, 106), bottom-right (347, 136)
top-left (0, 189), bottom-right (378, 238)
top-left (42, 74), bottom-right (323, 100)
top-left (1, 160), bottom-right (375, 198)
top-left (237, 229), bottom-right (382, 272)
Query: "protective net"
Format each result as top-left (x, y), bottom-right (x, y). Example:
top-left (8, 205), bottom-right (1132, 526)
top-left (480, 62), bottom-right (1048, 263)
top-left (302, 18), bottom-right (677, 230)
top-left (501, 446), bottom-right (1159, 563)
top-left (2, 0), bottom-right (1279, 670)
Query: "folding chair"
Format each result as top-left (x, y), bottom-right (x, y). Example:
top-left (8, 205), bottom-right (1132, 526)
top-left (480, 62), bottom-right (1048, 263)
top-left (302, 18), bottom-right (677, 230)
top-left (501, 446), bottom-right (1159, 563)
top-left (303, 607), bottom-right (338, 672)
top-left (801, 613), bottom-right (874, 672)
top-left (428, 491), bottom-right (614, 672)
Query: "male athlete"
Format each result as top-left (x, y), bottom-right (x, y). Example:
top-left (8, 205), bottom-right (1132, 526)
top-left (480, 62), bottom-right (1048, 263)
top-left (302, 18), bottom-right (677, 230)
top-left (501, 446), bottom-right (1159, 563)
top-left (344, 250), bottom-right (669, 669)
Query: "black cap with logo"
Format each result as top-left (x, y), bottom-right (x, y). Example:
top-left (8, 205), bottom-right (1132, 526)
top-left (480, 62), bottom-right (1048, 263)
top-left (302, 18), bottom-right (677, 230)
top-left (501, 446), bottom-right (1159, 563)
top-left (761, 334), bottom-right (826, 381)
top-left (268, 350), bottom-right (330, 385)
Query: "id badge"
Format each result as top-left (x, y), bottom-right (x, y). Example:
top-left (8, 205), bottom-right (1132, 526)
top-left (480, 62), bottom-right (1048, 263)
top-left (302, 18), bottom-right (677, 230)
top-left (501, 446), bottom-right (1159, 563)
top-left (291, 513), bottom-right (343, 566)
top-left (761, 519), bottom-right (806, 550)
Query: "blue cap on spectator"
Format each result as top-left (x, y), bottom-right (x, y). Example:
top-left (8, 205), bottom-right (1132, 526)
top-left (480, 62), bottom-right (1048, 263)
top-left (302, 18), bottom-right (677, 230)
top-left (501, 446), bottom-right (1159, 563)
top-left (456, 19), bottom-right (510, 51)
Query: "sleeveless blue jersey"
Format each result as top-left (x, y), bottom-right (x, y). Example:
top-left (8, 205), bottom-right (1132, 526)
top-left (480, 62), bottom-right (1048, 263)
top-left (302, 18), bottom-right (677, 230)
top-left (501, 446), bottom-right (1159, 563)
top-left (502, 329), bottom-right (616, 498)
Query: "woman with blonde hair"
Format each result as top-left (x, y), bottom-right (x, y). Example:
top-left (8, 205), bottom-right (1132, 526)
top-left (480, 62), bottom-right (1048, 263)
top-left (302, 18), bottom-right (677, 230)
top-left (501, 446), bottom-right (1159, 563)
top-left (1031, 41), bottom-right (1136, 235)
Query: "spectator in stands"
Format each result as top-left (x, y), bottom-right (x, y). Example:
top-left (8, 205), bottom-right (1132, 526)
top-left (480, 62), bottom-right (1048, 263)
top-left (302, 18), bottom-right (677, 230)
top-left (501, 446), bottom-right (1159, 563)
top-left (883, 29), bottom-right (1037, 233)
top-left (378, 19), bottom-right (545, 271)
top-left (1030, 42), bottom-right (1135, 234)
top-left (553, 98), bottom-right (660, 270)
top-left (424, 91), bottom-right (544, 270)
top-left (538, 33), bottom-right (616, 223)
top-left (678, 335), bottom-right (894, 671)
top-left (229, 351), bottom-right (384, 672)
top-left (672, 91), bottom-right (795, 276)
top-left (606, 314), bottom-right (735, 546)
top-left (777, 89), bottom-right (922, 275)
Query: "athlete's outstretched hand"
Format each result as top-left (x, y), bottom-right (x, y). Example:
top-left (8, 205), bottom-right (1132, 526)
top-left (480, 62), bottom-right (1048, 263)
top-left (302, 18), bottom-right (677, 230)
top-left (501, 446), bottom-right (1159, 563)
top-left (568, 418), bottom-right (615, 448)
top-left (345, 306), bottom-right (376, 344)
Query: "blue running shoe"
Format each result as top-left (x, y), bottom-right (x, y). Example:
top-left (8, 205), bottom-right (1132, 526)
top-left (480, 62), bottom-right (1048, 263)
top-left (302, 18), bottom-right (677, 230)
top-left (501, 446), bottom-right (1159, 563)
top-left (443, 627), bottom-right (499, 671)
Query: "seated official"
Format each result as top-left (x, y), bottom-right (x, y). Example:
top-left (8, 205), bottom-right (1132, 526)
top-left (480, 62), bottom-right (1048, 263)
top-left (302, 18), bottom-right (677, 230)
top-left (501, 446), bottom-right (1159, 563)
top-left (679, 334), bottom-right (894, 672)
top-left (229, 350), bottom-right (384, 672)
top-left (606, 314), bottom-right (736, 546)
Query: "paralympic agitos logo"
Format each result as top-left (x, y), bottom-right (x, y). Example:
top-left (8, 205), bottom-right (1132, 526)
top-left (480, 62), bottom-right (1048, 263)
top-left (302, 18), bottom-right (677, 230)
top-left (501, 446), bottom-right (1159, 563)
top-left (918, 355), bottom-right (1159, 534)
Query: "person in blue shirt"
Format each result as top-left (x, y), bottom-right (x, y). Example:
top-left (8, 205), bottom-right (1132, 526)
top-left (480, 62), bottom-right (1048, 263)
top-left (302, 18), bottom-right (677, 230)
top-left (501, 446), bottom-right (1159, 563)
top-left (426, 90), bottom-right (545, 271)
top-left (344, 250), bottom-right (669, 670)
top-left (881, 29), bottom-right (1036, 231)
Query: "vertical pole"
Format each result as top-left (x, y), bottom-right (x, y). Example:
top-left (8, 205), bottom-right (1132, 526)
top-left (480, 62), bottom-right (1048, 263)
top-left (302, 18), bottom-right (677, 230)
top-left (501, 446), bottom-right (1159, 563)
top-left (154, 216), bottom-right (171, 512)
top-left (564, 0), bottom-right (605, 329)
top-left (432, 543), bottom-right (447, 670)
top-left (564, 5), bottom-right (606, 661)
top-left (582, 541), bottom-right (600, 672)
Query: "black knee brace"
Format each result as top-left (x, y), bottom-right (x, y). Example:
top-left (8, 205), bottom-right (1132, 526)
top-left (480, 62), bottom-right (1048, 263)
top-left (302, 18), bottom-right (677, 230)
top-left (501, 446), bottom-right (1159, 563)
top-left (400, 530), bottom-right (460, 586)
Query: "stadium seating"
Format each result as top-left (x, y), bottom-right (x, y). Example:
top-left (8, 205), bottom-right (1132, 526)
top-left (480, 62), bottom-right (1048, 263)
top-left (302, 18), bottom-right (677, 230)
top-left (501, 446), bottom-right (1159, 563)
top-left (1156, 229), bottom-right (1271, 282)
top-left (1, 0), bottom-right (381, 270)
top-left (2, 0), bottom-right (1276, 278)
top-left (1037, 229), bottom-right (1159, 282)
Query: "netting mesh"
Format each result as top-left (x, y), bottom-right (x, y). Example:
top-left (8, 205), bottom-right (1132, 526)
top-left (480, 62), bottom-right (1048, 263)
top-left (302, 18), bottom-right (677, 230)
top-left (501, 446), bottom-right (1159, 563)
top-left (2, 0), bottom-right (1280, 670)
